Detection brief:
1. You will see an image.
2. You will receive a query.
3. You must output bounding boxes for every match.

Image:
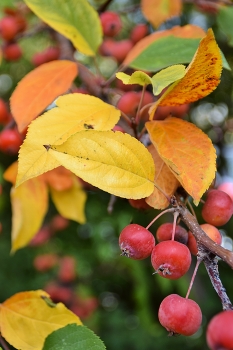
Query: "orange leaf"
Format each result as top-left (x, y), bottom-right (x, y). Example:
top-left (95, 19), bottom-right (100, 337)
top-left (10, 60), bottom-right (78, 132)
top-left (149, 28), bottom-right (222, 117)
top-left (3, 161), bottom-right (18, 184)
top-left (146, 117), bottom-right (216, 204)
top-left (123, 24), bottom-right (205, 67)
top-left (43, 166), bottom-right (74, 191)
top-left (141, 0), bottom-right (182, 29)
top-left (146, 144), bottom-right (180, 209)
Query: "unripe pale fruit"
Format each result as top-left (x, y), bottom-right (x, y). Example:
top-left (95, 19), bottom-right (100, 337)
top-left (206, 310), bottom-right (233, 350)
top-left (119, 223), bottom-right (155, 260)
top-left (158, 294), bottom-right (202, 336)
top-left (202, 189), bottom-right (233, 226)
top-left (151, 240), bottom-right (191, 279)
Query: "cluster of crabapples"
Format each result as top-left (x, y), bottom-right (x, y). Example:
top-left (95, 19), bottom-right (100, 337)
top-left (119, 188), bottom-right (233, 347)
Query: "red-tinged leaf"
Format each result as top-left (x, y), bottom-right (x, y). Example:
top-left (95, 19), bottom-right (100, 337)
top-left (146, 117), bottom-right (216, 205)
top-left (10, 60), bottom-right (78, 132)
top-left (141, 0), bottom-right (182, 29)
top-left (146, 144), bottom-right (180, 209)
top-left (149, 28), bottom-right (222, 118)
top-left (43, 166), bottom-right (74, 191)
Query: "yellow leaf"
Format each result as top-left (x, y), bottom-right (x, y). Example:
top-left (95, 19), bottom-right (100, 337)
top-left (116, 71), bottom-right (151, 86)
top-left (10, 60), bottom-right (78, 132)
top-left (10, 176), bottom-right (48, 252)
top-left (47, 130), bottom-right (155, 199)
top-left (146, 117), bottom-right (216, 204)
top-left (116, 65), bottom-right (185, 95)
top-left (151, 64), bottom-right (186, 95)
top-left (50, 176), bottom-right (87, 224)
top-left (24, 0), bottom-right (102, 56)
top-left (142, 0), bottom-right (182, 28)
top-left (146, 144), bottom-right (180, 209)
top-left (0, 290), bottom-right (82, 350)
top-left (16, 94), bottom-right (120, 187)
top-left (149, 28), bottom-right (222, 118)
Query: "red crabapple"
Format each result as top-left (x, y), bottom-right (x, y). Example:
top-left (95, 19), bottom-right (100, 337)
top-left (206, 310), bottom-right (233, 350)
top-left (154, 104), bottom-right (190, 120)
top-left (119, 224), bottom-right (155, 260)
top-left (151, 240), bottom-right (191, 279)
top-left (130, 23), bottom-right (148, 43)
top-left (117, 91), bottom-right (140, 117)
top-left (0, 128), bottom-right (23, 154)
top-left (99, 39), bottom-right (133, 63)
top-left (128, 198), bottom-right (151, 210)
top-left (202, 189), bottom-right (233, 226)
top-left (100, 11), bottom-right (122, 37)
top-left (158, 294), bottom-right (202, 336)
top-left (33, 254), bottom-right (59, 272)
top-left (0, 16), bottom-right (20, 41)
top-left (3, 43), bottom-right (22, 61)
top-left (58, 256), bottom-right (77, 283)
top-left (156, 222), bottom-right (188, 245)
top-left (187, 231), bottom-right (198, 255)
top-left (0, 99), bottom-right (10, 124)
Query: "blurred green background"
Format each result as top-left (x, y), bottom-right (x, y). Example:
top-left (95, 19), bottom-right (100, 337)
top-left (1, 1), bottom-right (233, 349)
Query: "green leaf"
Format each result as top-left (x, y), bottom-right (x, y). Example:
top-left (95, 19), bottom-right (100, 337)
top-left (47, 130), bottom-right (155, 199)
top-left (23, 0), bottom-right (102, 56)
top-left (217, 6), bottom-right (233, 47)
top-left (127, 36), bottom-right (230, 71)
top-left (116, 65), bottom-right (185, 95)
top-left (43, 324), bottom-right (106, 350)
top-left (116, 71), bottom-right (152, 86)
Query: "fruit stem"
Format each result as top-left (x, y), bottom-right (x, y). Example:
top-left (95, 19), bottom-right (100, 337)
top-left (146, 208), bottom-right (175, 230)
top-left (185, 256), bottom-right (202, 299)
top-left (135, 84), bottom-right (146, 126)
top-left (171, 211), bottom-right (179, 240)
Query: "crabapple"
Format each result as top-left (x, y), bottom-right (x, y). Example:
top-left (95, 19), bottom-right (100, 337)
top-left (33, 254), bottom-right (58, 272)
top-left (0, 99), bottom-right (10, 124)
top-left (151, 240), bottom-right (191, 279)
top-left (117, 91), bottom-right (140, 117)
top-left (218, 182), bottom-right (233, 201)
top-left (0, 128), bottom-right (23, 154)
top-left (158, 294), bottom-right (202, 336)
top-left (128, 198), bottom-right (151, 210)
top-left (119, 223), bottom-right (155, 260)
top-left (156, 222), bottom-right (188, 245)
top-left (100, 11), bottom-right (122, 37)
top-left (187, 231), bottom-right (198, 255)
top-left (202, 189), bottom-right (233, 226)
top-left (99, 38), bottom-right (133, 63)
top-left (58, 256), bottom-right (77, 283)
top-left (3, 43), bottom-right (22, 61)
top-left (130, 23), bottom-right (148, 43)
top-left (32, 47), bottom-right (60, 66)
top-left (154, 104), bottom-right (190, 120)
top-left (0, 16), bottom-right (20, 41)
top-left (187, 224), bottom-right (222, 256)
top-left (206, 310), bottom-right (233, 350)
